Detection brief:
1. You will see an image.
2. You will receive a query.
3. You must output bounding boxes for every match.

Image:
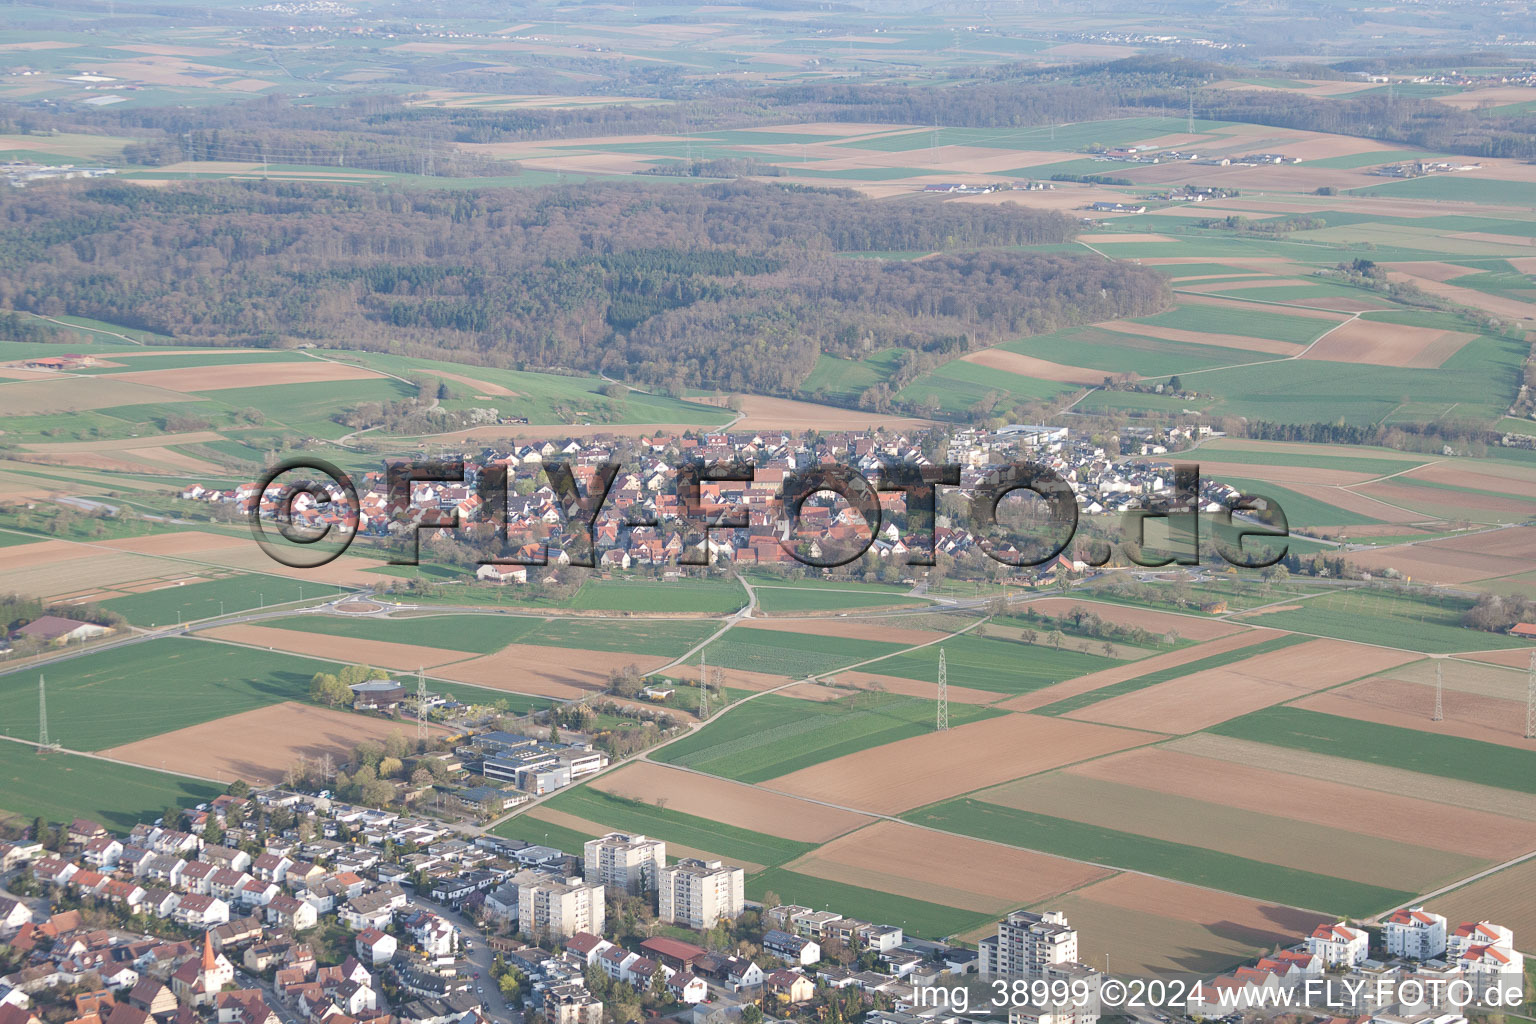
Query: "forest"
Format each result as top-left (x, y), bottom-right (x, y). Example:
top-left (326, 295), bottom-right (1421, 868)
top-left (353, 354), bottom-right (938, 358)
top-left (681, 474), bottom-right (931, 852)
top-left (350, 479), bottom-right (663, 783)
top-left (0, 179), bottom-right (1169, 395)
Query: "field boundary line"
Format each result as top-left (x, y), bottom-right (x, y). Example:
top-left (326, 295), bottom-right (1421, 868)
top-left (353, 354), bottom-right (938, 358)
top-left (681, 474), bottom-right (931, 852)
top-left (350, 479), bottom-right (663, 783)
top-left (1370, 846), bottom-right (1536, 925)
top-left (0, 733), bottom-right (224, 785)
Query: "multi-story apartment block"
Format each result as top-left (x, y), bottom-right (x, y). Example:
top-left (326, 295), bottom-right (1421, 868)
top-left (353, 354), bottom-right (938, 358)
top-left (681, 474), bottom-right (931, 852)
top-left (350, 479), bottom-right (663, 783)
top-left (980, 911), bottom-right (1078, 979)
top-left (1385, 907), bottom-right (1448, 959)
top-left (1306, 923), bottom-right (1369, 967)
top-left (583, 833), bottom-right (665, 896)
top-left (518, 877), bottom-right (605, 941)
top-left (658, 859), bottom-right (744, 930)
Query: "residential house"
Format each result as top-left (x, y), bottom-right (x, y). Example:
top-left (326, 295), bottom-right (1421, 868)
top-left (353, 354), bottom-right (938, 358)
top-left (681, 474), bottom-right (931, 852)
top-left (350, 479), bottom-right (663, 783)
top-left (763, 930), bottom-right (818, 967)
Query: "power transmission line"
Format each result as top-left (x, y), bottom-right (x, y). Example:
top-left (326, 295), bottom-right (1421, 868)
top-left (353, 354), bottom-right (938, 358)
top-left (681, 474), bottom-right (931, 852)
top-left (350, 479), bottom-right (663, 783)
top-left (38, 674), bottom-right (58, 753)
top-left (1432, 659), bottom-right (1443, 723)
top-left (937, 648), bottom-right (949, 732)
top-left (417, 667), bottom-right (429, 745)
top-left (1526, 651), bottom-right (1535, 740)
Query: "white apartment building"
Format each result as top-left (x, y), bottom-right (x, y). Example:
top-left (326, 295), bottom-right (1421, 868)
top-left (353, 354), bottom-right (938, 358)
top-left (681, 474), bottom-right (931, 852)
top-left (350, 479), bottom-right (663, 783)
top-left (980, 910), bottom-right (1078, 979)
top-left (1307, 923), bottom-right (1369, 967)
top-left (584, 833), bottom-right (665, 896)
top-left (518, 876), bottom-right (605, 941)
top-left (1385, 907), bottom-right (1448, 959)
top-left (658, 859), bottom-right (744, 930)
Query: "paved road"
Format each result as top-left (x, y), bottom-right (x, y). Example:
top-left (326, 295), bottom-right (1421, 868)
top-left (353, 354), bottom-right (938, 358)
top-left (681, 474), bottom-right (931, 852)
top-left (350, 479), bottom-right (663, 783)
top-left (410, 895), bottom-right (513, 1019)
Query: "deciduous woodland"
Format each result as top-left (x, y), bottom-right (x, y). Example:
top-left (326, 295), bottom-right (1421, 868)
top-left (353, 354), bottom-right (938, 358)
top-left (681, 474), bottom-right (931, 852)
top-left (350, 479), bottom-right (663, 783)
top-left (0, 181), bottom-right (1169, 394)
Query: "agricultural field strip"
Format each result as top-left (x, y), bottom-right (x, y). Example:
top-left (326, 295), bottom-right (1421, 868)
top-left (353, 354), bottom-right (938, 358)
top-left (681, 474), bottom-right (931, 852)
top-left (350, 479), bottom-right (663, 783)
top-left (1030, 633), bottom-right (1311, 716)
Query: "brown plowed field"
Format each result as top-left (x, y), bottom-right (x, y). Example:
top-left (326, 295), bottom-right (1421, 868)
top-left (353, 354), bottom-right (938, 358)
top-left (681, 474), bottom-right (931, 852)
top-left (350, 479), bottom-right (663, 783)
top-left (667, 664), bottom-right (794, 692)
top-left (1199, 461), bottom-right (1376, 486)
top-left (784, 820), bottom-right (1112, 913)
top-left (1422, 859), bottom-right (1536, 952)
top-left (1294, 677), bottom-right (1535, 749)
top-left (1178, 292), bottom-right (1351, 322)
top-left (202, 623), bottom-right (472, 670)
top-left (1404, 464), bottom-right (1536, 501)
top-left (109, 361), bottom-right (385, 391)
top-left (1068, 746), bottom-right (1536, 860)
top-left (1065, 639), bottom-right (1421, 734)
top-left (768, 713), bottom-right (1162, 814)
top-left (590, 761), bottom-right (872, 842)
top-left (1166, 734), bottom-right (1536, 821)
top-left (726, 395), bottom-right (937, 431)
top-left (101, 701), bottom-right (441, 786)
top-left (1053, 874), bottom-right (1333, 973)
top-left (960, 348), bottom-right (1102, 386)
top-left (1347, 526), bottom-right (1536, 583)
top-left (1094, 319), bottom-right (1299, 355)
top-left (98, 532), bottom-right (252, 556)
top-left (0, 376), bottom-right (202, 415)
top-left (977, 772), bottom-right (1482, 890)
top-left (999, 630), bottom-right (1279, 713)
top-left (436, 644), bottom-right (670, 698)
top-left (1302, 318), bottom-right (1476, 368)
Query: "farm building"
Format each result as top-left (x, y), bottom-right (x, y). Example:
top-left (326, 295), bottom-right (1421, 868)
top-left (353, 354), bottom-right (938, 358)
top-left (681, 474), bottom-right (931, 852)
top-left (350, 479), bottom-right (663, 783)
top-left (12, 616), bottom-right (111, 645)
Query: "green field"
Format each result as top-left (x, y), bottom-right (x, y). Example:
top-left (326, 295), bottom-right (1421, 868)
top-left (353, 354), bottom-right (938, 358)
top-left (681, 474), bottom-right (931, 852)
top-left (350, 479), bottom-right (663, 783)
top-left (0, 741), bottom-right (223, 830)
top-left (1244, 589), bottom-right (1525, 652)
top-left (525, 618), bottom-right (717, 657)
top-left (1208, 706), bottom-right (1536, 794)
top-left (569, 578), bottom-right (746, 614)
top-left (1031, 634), bottom-right (1311, 716)
top-left (0, 638), bottom-right (342, 751)
top-left (898, 358), bottom-right (1069, 415)
top-left (752, 585), bottom-right (930, 613)
top-left (744, 866), bottom-right (997, 938)
top-left (999, 325), bottom-right (1271, 376)
top-left (867, 633), bottom-right (1119, 695)
top-left (1130, 304), bottom-right (1329, 345)
top-left (906, 798), bottom-right (1412, 917)
top-left (261, 612), bottom-right (543, 654)
top-left (1201, 475), bottom-right (1383, 528)
top-left (491, 813), bottom-right (602, 855)
top-left (99, 576), bottom-right (349, 627)
top-left (693, 628), bottom-right (909, 679)
top-left (651, 692), bottom-right (1001, 783)
top-left (538, 786), bottom-right (815, 867)
top-left (1356, 176), bottom-right (1536, 205)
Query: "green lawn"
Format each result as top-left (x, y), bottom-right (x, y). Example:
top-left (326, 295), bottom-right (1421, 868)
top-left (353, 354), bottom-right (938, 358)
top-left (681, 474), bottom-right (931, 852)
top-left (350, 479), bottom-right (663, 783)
top-left (0, 741), bottom-right (223, 830)
top-left (867, 633), bottom-right (1119, 695)
top-left (538, 786), bottom-right (815, 867)
top-left (0, 531), bottom-right (42, 549)
top-left (99, 576), bottom-right (349, 627)
top-left (651, 692), bottom-right (1002, 783)
top-left (906, 798), bottom-right (1412, 918)
top-left (1208, 706), bottom-right (1536, 794)
top-left (744, 866), bottom-right (998, 939)
top-left (1244, 589), bottom-right (1526, 653)
top-left (1031, 634), bottom-right (1311, 716)
top-left (0, 637), bottom-right (342, 751)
